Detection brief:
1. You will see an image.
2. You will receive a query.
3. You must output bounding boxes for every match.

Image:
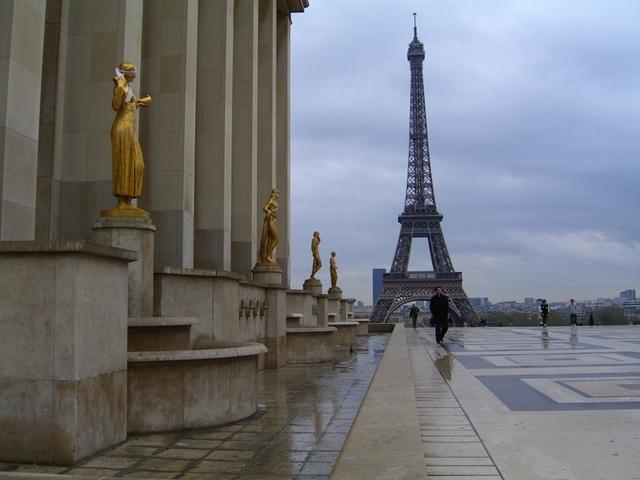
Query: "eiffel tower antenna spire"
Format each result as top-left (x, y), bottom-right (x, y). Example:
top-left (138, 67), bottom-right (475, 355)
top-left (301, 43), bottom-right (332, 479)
top-left (370, 21), bottom-right (479, 326)
top-left (413, 12), bottom-right (417, 39)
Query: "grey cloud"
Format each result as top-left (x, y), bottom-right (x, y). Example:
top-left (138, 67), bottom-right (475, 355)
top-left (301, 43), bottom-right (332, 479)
top-left (289, 0), bottom-right (640, 304)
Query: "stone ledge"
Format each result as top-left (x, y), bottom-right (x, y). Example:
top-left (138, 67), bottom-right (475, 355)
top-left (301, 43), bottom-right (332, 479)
top-left (328, 321), bottom-right (359, 327)
top-left (330, 324), bottom-right (424, 479)
top-left (287, 327), bottom-right (337, 333)
top-left (128, 317), bottom-right (198, 327)
top-left (93, 217), bottom-right (156, 231)
top-left (128, 342), bottom-right (267, 363)
top-left (0, 240), bottom-right (137, 261)
top-left (368, 323), bottom-right (396, 333)
top-left (155, 265), bottom-right (245, 281)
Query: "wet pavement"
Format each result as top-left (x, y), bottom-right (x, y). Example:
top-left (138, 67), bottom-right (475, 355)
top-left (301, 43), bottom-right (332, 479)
top-left (0, 335), bottom-right (389, 480)
top-left (407, 326), bottom-right (640, 480)
top-left (5, 326), bottom-right (639, 480)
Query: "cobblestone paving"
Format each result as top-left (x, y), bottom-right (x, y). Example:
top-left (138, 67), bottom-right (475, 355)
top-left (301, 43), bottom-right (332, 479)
top-left (0, 335), bottom-right (389, 480)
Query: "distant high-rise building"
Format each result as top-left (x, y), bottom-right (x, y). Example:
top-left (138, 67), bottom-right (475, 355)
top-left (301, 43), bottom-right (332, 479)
top-left (620, 289), bottom-right (636, 302)
top-left (469, 297), bottom-right (490, 310)
top-left (372, 268), bottom-right (386, 304)
top-left (524, 297), bottom-right (535, 312)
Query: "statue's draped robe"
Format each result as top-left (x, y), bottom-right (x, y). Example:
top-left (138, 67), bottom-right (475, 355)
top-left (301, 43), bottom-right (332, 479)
top-left (111, 78), bottom-right (144, 199)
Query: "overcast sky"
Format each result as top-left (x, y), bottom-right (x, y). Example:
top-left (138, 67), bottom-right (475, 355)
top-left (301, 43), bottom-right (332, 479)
top-left (288, 1), bottom-right (640, 305)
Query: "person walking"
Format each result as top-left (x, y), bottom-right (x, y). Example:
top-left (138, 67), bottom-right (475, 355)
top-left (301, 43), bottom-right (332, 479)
top-left (588, 312), bottom-right (595, 326)
top-left (568, 299), bottom-right (578, 326)
top-left (540, 299), bottom-right (549, 327)
top-left (409, 303), bottom-right (420, 329)
top-left (430, 287), bottom-right (450, 345)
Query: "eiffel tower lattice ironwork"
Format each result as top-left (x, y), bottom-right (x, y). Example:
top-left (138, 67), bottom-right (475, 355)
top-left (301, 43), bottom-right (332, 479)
top-left (370, 16), bottom-right (479, 325)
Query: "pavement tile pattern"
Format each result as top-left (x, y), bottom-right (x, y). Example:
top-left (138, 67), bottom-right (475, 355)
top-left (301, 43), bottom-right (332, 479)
top-left (432, 326), bottom-right (640, 411)
top-left (1, 335), bottom-right (389, 480)
top-left (406, 330), bottom-right (505, 480)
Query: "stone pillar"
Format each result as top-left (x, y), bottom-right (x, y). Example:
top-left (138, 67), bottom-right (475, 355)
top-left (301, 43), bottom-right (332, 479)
top-left (53, 0), bottom-right (143, 240)
top-left (275, 13), bottom-right (290, 285)
top-left (193, 0), bottom-right (233, 270)
top-left (92, 216), bottom-right (155, 318)
top-left (0, 241), bottom-right (134, 464)
top-left (0, 0), bottom-right (46, 240)
top-left (36, 0), bottom-right (62, 240)
top-left (231, 0), bottom-right (258, 277)
top-left (303, 277), bottom-right (322, 296)
top-left (317, 293), bottom-right (329, 328)
top-left (339, 299), bottom-right (348, 322)
top-left (329, 286), bottom-right (343, 300)
top-left (252, 264), bottom-right (283, 285)
top-left (264, 285), bottom-right (286, 368)
top-left (139, 0), bottom-right (197, 268)
top-left (256, 0), bottom-right (276, 246)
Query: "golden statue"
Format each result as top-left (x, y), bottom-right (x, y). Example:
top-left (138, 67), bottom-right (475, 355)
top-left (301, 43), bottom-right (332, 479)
top-left (310, 231), bottom-right (322, 279)
top-left (101, 61), bottom-right (152, 218)
top-left (258, 188), bottom-right (279, 266)
top-left (329, 251), bottom-right (338, 289)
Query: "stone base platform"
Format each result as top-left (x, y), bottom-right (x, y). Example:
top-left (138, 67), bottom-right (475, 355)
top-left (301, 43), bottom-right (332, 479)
top-left (286, 327), bottom-right (337, 363)
top-left (328, 321), bottom-right (359, 351)
top-left (127, 341), bottom-right (267, 433)
top-left (302, 277), bottom-right (322, 296)
top-left (127, 317), bottom-right (197, 351)
top-left (356, 319), bottom-right (369, 336)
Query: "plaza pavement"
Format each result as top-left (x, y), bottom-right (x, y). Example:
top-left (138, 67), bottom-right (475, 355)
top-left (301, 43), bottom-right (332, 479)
top-left (2, 325), bottom-right (640, 480)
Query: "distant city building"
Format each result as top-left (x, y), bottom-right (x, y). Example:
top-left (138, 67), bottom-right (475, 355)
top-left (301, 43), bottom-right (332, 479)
top-left (372, 268), bottom-right (386, 304)
top-left (469, 297), bottom-right (490, 310)
top-left (620, 289), bottom-right (636, 303)
top-left (524, 297), bottom-right (535, 312)
top-left (623, 300), bottom-right (640, 320)
top-left (595, 298), bottom-right (616, 306)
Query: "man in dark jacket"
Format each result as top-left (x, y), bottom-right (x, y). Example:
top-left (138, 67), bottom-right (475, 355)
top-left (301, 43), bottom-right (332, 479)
top-left (540, 299), bottom-right (549, 327)
top-left (430, 287), bottom-right (450, 345)
top-left (409, 304), bottom-right (420, 329)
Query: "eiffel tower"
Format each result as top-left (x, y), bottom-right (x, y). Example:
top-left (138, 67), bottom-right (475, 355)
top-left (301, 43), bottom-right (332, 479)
top-left (370, 16), bottom-right (479, 325)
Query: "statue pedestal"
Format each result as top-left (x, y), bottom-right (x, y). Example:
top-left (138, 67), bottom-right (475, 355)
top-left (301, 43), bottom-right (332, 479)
top-left (252, 264), bottom-right (283, 285)
top-left (328, 287), bottom-right (343, 300)
top-left (92, 216), bottom-right (156, 317)
top-left (303, 277), bottom-right (322, 296)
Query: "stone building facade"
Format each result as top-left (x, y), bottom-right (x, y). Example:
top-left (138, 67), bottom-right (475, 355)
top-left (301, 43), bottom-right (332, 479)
top-left (0, 0), bottom-right (308, 285)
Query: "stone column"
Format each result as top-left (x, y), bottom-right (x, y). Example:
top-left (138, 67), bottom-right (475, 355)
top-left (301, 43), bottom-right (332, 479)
top-left (36, 0), bottom-right (62, 240)
top-left (275, 13), bottom-right (290, 285)
top-left (231, 0), bottom-right (258, 277)
top-left (264, 285), bottom-right (287, 368)
top-left (139, 0), bottom-right (197, 268)
top-left (0, 0), bottom-right (46, 240)
top-left (93, 217), bottom-right (155, 318)
top-left (53, 0), bottom-right (143, 240)
top-left (256, 0), bottom-right (276, 248)
top-left (317, 293), bottom-right (329, 328)
top-left (193, 0), bottom-right (233, 270)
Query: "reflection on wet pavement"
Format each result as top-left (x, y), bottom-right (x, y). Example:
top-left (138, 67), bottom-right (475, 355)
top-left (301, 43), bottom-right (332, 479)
top-left (0, 335), bottom-right (389, 480)
top-left (433, 351), bottom-right (453, 380)
top-left (408, 326), bottom-right (640, 480)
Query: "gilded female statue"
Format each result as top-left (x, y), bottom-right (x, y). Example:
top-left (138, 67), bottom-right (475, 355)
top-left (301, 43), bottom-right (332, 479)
top-left (329, 251), bottom-right (338, 289)
top-left (258, 188), bottom-right (279, 265)
top-left (104, 61), bottom-right (151, 217)
top-left (310, 231), bottom-right (322, 279)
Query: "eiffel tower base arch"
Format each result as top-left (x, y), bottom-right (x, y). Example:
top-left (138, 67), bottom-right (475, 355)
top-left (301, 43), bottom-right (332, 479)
top-left (370, 273), bottom-right (479, 326)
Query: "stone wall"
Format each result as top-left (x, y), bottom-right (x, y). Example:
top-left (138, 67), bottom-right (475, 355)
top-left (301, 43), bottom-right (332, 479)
top-left (0, 241), bottom-right (134, 464)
